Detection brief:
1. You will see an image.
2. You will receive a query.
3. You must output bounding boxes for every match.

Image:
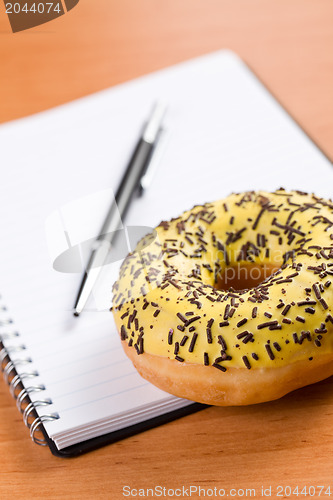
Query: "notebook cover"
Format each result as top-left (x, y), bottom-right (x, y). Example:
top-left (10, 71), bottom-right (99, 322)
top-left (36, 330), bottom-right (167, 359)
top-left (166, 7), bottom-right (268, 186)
top-left (42, 402), bottom-right (207, 458)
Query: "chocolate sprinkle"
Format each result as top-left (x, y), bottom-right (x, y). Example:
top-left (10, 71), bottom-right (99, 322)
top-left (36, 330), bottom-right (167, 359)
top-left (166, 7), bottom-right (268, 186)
top-left (242, 356), bottom-right (251, 369)
top-left (218, 335), bottom-right (227, 350)
top-left (281, 304), bottom-right (291, 316)
top-left (120, 325), bottom-right (128, 340)
top-left (319, 298), bottom-right (329, 310)
top-left (180, 335), bottom-right (189, 346)
top-left (237, 318), bottom-right (248, 328)
top-left (265, 344), bottom-right (275, 360)
top-left (257, 320), bottom-right (278, 330)
top-left (189, 333), bottom-right (198, 352)
top-left (273, 342), bottom-right (281, 351)
top-left (212, 362), bottom-right (227, 372)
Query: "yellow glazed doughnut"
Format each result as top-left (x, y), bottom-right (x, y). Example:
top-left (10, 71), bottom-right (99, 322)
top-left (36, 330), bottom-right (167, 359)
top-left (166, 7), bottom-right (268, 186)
top-left (112, 189), bottom-right (333, 405)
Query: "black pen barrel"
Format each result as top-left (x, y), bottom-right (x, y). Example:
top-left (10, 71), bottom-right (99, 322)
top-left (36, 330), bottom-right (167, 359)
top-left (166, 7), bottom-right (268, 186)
top-left (98, 139), bottom-right (153, 239)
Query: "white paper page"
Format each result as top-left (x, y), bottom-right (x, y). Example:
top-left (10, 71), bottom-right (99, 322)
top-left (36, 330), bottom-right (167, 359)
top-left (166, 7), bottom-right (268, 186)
top-left (0, 50), bottom-right (331, 449)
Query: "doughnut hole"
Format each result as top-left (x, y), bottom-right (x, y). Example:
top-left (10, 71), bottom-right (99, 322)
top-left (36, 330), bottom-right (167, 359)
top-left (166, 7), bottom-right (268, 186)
top-left (210, 239), bottom-right (285, 292)
top-left (215, 262), bottom-right (281, 291)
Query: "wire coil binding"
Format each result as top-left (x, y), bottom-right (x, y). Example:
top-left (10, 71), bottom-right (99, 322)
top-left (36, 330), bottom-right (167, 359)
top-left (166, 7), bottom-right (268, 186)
top-left (30, 415), bottom-right (60, 446)
top-left (16, 385), bottom-right (46, 413)
top-left (0, 304), bottom-right (60, 447)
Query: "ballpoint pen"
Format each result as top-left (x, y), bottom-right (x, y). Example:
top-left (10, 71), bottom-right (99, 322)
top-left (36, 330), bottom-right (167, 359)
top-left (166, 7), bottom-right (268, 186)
top-left (73, 101), bottom-right (167, 316)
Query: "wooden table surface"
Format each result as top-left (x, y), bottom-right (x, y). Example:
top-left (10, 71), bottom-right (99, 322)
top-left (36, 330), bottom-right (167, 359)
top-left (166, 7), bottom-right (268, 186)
top-left (0, 1), bottom-right (333, 499)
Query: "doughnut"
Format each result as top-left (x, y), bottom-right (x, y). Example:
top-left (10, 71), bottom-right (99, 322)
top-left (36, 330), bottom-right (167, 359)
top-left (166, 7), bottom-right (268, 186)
top-left (112, 189), bottom-right (333, 405)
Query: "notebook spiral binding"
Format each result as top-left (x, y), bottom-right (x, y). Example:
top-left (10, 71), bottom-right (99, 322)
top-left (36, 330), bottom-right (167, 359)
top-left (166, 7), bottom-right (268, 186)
top-left (0, 307), bottom-right (59, 446)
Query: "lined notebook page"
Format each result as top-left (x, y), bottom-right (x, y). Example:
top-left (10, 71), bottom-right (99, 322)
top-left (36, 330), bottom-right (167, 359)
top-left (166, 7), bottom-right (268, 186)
top-left (0, 50), bottom-right (332, 450)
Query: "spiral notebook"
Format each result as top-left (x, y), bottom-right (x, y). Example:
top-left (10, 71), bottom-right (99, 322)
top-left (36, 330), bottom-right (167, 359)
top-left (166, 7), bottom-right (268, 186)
top-left (0, 50), bottom-right (332, 457)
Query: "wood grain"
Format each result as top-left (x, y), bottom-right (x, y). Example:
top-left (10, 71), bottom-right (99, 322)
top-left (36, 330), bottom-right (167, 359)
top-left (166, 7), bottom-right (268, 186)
top-left (0, 1), bottom-right (332, 498)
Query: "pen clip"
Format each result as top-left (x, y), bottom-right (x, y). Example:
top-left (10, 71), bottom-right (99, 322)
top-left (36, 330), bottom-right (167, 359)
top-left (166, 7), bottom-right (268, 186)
top-left (138, 128), bottom-right (169, 195)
